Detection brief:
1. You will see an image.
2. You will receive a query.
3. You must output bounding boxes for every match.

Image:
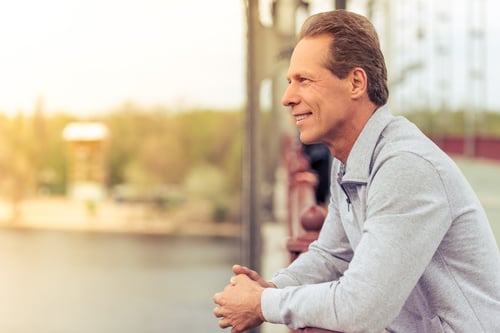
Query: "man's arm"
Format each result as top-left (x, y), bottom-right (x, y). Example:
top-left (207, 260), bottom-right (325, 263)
top-left (270, 160), bottom-right (353, 288)
top-left (261, 153), bottom-right (451, 332)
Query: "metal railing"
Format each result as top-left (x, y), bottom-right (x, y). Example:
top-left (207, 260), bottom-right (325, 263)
top-left (282, 134), bottom-right (342, 333)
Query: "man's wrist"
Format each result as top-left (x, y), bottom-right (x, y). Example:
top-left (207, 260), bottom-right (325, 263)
top-left (255, 287), bottom-right (265, 322)
top-left (267, 281), bottom-right (277, 288)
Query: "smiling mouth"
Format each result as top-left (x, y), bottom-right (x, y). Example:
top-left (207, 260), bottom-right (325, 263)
top-left (295, 112), bottom-right (312, 122)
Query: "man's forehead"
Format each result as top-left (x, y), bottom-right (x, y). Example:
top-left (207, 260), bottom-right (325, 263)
top-left (288, 36), bottom-right (331, 73)
top-left (291, 35), bottom-right (330, 61)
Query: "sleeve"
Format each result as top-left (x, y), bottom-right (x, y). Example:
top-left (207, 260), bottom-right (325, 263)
top-left (262, 153), bottom-right (452, 333)
top-left (270, 160), bottom-right (353, 288)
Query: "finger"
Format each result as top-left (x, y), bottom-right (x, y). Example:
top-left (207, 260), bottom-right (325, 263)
top-left (218, 318), bottom-right (232, 329)
top-left (213, 292), bottom-right (223, 305)
top-left (230, 276), bottom-right (237, 285)
top-left (232, 264), bottom-right (250, 275)
top-left (233, 265), bottom-right (260, 281)
top-left (231, 324), bottom-right (245, 333)
top-left (246, 269), bottom-right (261, 281)
top-left (213, 306), bottom-right (224, 318)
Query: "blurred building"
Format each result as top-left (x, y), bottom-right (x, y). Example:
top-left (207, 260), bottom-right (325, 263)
top-left (62, 122), bottom-right (109, 202)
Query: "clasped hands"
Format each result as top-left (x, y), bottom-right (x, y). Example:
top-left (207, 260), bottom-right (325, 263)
top-left (213, 265), bottom-right (276, 333)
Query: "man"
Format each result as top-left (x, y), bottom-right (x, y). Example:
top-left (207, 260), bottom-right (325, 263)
top-left (213, 10), bottom-right (500, 333)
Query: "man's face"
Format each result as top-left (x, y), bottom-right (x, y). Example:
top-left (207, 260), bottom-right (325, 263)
top-left (282, 34), bottom-right (354, 148)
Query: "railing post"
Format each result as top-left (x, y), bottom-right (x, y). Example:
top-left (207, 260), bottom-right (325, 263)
top-left (287, 204), bottom-right (326, 261)
top-left (282, 134), bottom-right (343, 333)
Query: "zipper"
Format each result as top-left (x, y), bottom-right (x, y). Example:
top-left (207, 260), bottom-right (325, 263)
top-left (337, 164), bottom-right (352, 212)
top-left (340, 184), bottom-right (351, 212)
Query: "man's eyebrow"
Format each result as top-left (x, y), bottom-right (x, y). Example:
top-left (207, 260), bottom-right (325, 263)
top-left (288, 72), bottom-right (310, 80)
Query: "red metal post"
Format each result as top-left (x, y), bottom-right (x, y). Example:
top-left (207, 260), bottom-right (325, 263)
top-left (282, 134), bottom-right (342, 333)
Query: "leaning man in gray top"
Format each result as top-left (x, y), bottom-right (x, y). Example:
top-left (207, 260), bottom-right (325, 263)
top-left (213, 9), bottom-right (500, 333)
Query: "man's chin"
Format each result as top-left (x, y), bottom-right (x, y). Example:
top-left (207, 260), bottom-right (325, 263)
top-left (298, 135), bottom-right (317, 145)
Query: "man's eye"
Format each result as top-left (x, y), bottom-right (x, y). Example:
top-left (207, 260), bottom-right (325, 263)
top-left (299, 77), bottom-right (310, 83)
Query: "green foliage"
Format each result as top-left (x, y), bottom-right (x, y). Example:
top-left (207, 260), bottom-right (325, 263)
top-left (102, 104), bottom-right (243, 194)
top-left (0, 112), bottom-right (74, 199)
top-left (0, 106), bottom-right (243, 210)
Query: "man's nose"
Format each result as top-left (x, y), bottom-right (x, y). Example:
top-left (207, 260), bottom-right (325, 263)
top-left (281, 84), bottom-right (298, 107)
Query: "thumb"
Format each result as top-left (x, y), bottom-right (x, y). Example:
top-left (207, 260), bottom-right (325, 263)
top-left (232, 265), bottom-right (272, 287)
top-left (232, 264), bottom-right (252, 276)
top-left (233, 265), bottom-right (260, 280)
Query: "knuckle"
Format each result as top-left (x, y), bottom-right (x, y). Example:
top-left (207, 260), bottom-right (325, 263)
top-left (218, 319), bottom-right (227, 328)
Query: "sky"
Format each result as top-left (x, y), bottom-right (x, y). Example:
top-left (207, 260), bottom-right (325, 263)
top-left (382, 0), bottom-right (500, 113)
top-left (1, 0), bottom-right (499, 116)
top-left (0, 0), bottom-right (246, 115)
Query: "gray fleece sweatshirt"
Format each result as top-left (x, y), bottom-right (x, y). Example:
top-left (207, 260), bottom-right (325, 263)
top-left (261, 105), bottom-right (500, 332)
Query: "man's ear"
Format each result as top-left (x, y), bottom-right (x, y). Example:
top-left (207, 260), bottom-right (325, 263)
top-left (350, 67), bottom-right (368, 99)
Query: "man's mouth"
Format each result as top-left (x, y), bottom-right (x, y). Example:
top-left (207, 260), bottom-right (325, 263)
top-left (295, 112), bottom-right (312, 123)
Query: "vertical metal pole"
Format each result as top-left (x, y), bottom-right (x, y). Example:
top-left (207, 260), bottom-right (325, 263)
top-left (434, 1), bottom-right (452, 141)
top-left (241, 4), bottom-right (262, 332)
top-left (335, 0), bottom-right (346, 9)
top-left (465, 0), bottom-right (486, 158)
top-left (242, 0), bottom-right (261, 280)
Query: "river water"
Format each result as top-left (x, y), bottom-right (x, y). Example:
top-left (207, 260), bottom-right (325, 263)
top-left (0, 228), bottom-right (240, 333)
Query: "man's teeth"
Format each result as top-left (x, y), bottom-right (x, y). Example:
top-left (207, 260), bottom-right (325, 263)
top-left (296, 114), bottom-right (309, 121)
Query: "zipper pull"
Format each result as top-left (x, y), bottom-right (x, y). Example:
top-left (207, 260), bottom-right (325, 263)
top-left (337, 163), bottom-right (351, 212)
